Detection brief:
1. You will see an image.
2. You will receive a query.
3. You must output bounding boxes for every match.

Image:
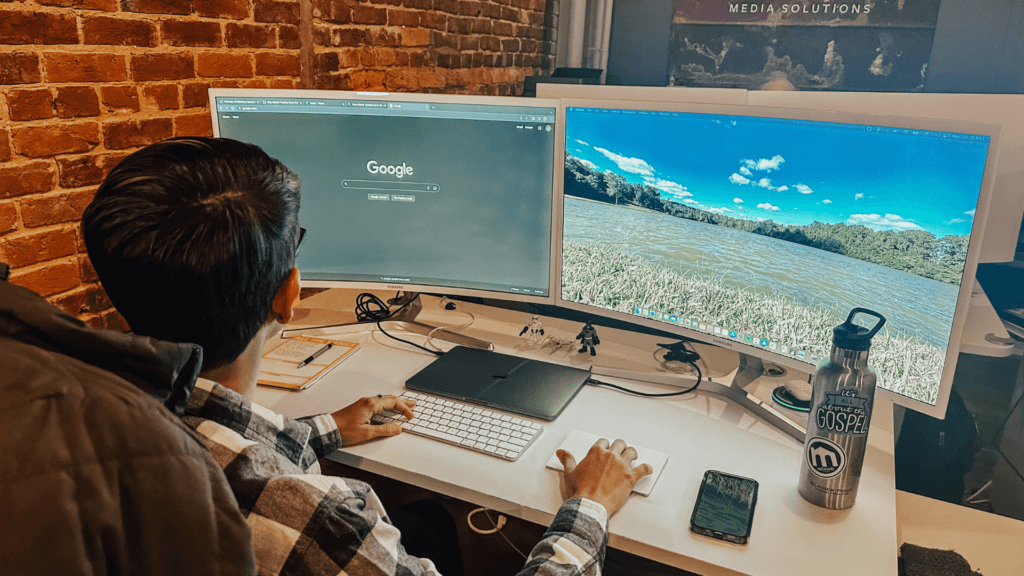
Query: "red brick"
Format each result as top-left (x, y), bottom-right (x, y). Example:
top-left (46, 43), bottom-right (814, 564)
top-left (329, 28), bottom-right (368, 46)
top-left (194, 0), bottom-right (249, 18)
top-left (387, 8), bottom-right (418, 26)
top-left (55, 153), bottom-right (114, 187)
top-left (2, 227), bottom-right (78, 268)
top-left (174, 113), bottom-right (213, 137)
top-left (373, 27), bottom-right (401, 46)
top-left (434, 0), bottom-right (458, 13)
top-left (313, 73), bottom-right (352, 91)
top-left (402, 28), bottom-right (431, 46)
top-left (182, 82), bottom-right (213, 108)
top-left (131, 53), bottom-right (195, 81)
top-left (100, 86), bottom-right (140, 112)
top-left (419, 11), bottom-right (446, 29)
top-left (315, 0), bottom-right (352, 24)
top-left (20, 189), bottom-right (94, 227)
top-left (349, 70), bottom-right (385, 91)
top-left (102, 118), bottom-right (173, 149)
top-left (162, 20), bottom-right (222, 47)
top-left (7, 89), bottom-right (54, 122)
top-left (12, 123), bottom-right (100, 158)
top-left (226, 23), bottom-right (275, 48)
top-left (102, 308), bottom-right (130, 332)
top-left (83, 16), bottom-right (157, 46)
top-left (55, 86), bottom-right (101, 118)
top-left (458, 35), bottom-right (479, 51)
top-left (472, 17), bottom-right (492, 33)
top-left (37, 0), bottom-right (118, 9)
top-left (337, 48), bottom-right (360, 67)
top-left (0, 11), bottom-right (79, 45)
top-left (10, 261), bottom-right (80, 297)
top-left (255, 53), bottom-right (299, 77)
top-left (481, 3), bottom-right (499, 18)
top-left (459, 0), bottom-right (482, 16)
top-left (0, 203), bottom-right (17, 235)
top-left (0, 130), bottom-right (10, 162)
top-left (314, 52), bottom-right (339, 74)
top-left (45, 53), bottom-right (127, 83)
top-left (142, 84), bottom-right (180, 110)
top-left (493, 20), bottom-right (513, 36)
top-left (403, 0), bottom-right (431, 7)
top-left (78, 255), bottom-right (100, 283)
top-left (0, 162), bottom-right (55, 199)
top-left (255, 0), bottom-right (300, 25)
top-left (197, 52), bottom-right (253, 78)
top-left (122, 0), bottom-right (192, 15)
top-left (353, 5), bottom-right (387, 24)
top-left (0, 52), bottom-right (42, 84)
top-left (278, 25), bottom-right (300, 49)
top-left (53, 285), bottom-right (112, 317)
top-left (501, 38), bottom-right (519, 52)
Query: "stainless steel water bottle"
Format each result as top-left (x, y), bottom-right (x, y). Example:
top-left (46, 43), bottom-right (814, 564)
top-left (798, 308), bottom-right (886, 510)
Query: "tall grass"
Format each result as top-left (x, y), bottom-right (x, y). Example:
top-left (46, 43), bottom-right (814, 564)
top-left (562, 241), bottom-right (943, 404)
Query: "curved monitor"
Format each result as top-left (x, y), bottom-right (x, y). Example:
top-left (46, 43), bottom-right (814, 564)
top-left (555, 99), bottom-right (1000, 419)
top-left (209, 89), bottom-right (559, 304)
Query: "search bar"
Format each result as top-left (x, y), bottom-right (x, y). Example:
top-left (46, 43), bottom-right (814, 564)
top-left (342, 180), bottom-right (440, 192)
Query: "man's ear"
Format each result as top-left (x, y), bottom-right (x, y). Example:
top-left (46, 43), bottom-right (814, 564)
top-left (272, 268), bottom-right (301, 325)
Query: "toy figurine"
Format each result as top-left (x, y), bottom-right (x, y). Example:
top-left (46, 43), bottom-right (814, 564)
top-left (576, 321), bottom-right (600, 356)
top-left (519, 315), bottom-right (546, 345)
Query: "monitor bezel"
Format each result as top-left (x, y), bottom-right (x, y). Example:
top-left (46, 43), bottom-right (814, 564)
top-left (209, 88), bottom-right (562, 305)
top-left (553, 97), bottom-right (1002, 419)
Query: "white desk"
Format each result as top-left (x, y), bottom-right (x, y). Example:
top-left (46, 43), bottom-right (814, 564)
top-left (256, 290), bottom-right (898, 576)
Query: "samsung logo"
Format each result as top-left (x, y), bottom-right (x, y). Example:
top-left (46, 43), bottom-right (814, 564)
top-left (386, 285), bottom-right (405, 290)
top-left (711, 338), bottom-right (735, 349)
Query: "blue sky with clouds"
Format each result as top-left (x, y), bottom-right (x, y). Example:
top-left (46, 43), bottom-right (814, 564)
top-left (565, 108), bottom-right (991, 238)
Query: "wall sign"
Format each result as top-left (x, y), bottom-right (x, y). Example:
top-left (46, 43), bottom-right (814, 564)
top-left (669, 0), bottom-right (943, 91)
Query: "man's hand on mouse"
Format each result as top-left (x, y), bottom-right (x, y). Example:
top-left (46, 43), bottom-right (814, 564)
top-left (331, 395), bottom-right (416, 445)
top-left (557, 438), bottom-right (653, 516)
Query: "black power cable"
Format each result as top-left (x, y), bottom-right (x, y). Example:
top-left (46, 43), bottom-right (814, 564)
top-left (355, 292), bottom-right (444, 357)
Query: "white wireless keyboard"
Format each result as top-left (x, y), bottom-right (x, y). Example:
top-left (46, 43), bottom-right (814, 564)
top-left (370, 391), bottom-right (543, 461)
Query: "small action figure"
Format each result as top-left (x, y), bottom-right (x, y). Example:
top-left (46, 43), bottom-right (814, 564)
top-left (519, 315), bottom-right (546, 345)
top-left (576, 321), bottom-right (600, 356)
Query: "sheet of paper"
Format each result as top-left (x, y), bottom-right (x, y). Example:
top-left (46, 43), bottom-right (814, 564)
top-left (258, 335), bottom-right (359, 390)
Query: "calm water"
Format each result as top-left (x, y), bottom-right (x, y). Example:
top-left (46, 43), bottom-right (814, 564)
top-left (563, 197), bottom-right (961, 349)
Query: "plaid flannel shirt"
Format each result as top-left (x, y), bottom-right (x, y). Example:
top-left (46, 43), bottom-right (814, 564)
top-left (184, 378), bottom-right (610, 576)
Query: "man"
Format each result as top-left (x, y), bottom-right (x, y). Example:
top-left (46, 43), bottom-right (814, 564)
top-left (82, 137), bottom-right (652, 575)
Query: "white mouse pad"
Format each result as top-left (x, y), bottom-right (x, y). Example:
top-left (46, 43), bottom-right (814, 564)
top-left (545, 430), bottom-right (669, 496)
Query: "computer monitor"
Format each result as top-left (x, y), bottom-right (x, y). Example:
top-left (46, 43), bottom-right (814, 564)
top-left (556, 98), bottom-right (1000, 420)
top-left (209, 89), bottom-right (559, 306)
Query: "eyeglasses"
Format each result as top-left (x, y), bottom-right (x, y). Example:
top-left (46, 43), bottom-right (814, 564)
top-left (295, 227), bottom-right (306, 257)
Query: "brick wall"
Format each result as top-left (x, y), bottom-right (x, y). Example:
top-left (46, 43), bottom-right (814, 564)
top-left (1, 0), bottom-right (555, 329)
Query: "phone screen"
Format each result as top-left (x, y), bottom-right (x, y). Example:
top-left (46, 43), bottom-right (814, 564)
top-left (690, 470), bottom-right (758, 544)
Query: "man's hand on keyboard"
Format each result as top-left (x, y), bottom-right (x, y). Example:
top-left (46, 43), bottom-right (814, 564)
top-left (332, 395), bottom-right (417, 445)
top-left (556, 438), bottom-right (653, 516)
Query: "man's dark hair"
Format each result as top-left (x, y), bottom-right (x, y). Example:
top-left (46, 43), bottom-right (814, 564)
top-left (83, 137), bottom-right (301, 369)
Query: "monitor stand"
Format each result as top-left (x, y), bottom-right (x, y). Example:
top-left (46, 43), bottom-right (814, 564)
top-left (281, 292), bottom-right (494, 351)
top-left (592, 352), bottom-right (807, 443)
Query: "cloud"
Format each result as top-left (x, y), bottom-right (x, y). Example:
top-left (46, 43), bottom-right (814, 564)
top-left (734, 197), bottom-right (744, 204)
top-left (706, 207), bottom-right (734, 215)
top-left (743, 155), bottom-right (785, 172)
top-left (593, 147), bottom-right (654, 177)
top-left (855, 193), bottom-right (864, 200)
top-left (776, 185), bottom-right (789, 192)
top-left (739, 166), bottom-right (752, 176)
top-left (575, 139), bottom-right (590, 147)
top-left (947, 218), bottom-right (966, 224)
top-left (757, 178), bottom-right (773, 189)
top-left (847, 213), bottom-right (924, 231)
top-left (643, 176), bottom-right (692, 199)
top-left (577, 158), bottom-right (597, 170)
top-left (757, 202), bottom-right (780, 212)
top-left (795, 184), bottom-right (813, 194)
top-left (682, 199), bottom-right (700, 205)
top-left (965, 209), bottom-right (976, 216)
top-left (729, 173), bottom-right (751, 185)
top-left (823, 199), bottom-right (832, 204)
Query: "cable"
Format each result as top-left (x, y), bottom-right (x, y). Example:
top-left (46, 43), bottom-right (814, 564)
top-left (425, 300), bottom-right (477, 352)
top-left (466, 508), bottom-right (528, 560)
top-left (356, 292), bottom-right (444, 356)
top-left (587, 361), bottom-right (702, 397)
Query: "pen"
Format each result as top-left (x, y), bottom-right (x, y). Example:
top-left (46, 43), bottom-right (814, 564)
top-left (297, 342), bottom-right (333, 368)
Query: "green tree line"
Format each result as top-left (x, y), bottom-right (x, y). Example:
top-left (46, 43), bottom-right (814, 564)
top-left (565, 155), bottom-right (969, 285)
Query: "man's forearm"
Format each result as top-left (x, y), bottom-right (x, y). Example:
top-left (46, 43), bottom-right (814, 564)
top-left (516, 498), bottom-right (608, 576)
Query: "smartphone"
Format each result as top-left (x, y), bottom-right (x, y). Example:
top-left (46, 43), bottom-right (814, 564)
top-left (689, 470), bottom-right (759, 545)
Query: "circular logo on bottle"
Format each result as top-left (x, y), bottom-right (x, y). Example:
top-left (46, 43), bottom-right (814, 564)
top-left (805, 437), bottom-right (847, 479)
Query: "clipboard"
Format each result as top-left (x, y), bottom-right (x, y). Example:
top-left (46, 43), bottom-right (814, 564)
top-left (257, 335), bottom-right (360, 390)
